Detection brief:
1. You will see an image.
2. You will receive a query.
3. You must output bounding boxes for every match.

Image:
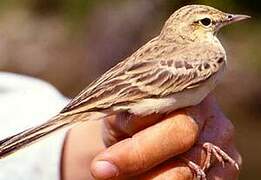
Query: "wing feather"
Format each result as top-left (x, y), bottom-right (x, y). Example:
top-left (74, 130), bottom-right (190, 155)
top-left (61, 43), bottom-right (225, 113)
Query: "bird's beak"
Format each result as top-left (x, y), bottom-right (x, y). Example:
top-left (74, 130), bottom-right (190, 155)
top-left (214, 14), bottom-right (250, 34)
top-left (225, 14), bottom-right (251, 24)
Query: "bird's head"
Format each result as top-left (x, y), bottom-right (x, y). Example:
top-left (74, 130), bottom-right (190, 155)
top-left (161, 5), bottom-right (250, 42)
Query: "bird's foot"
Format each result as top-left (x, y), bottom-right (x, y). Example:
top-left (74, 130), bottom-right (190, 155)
top-left (183, 158), bottom-right (206, 180)
top-left (202, 142), bottom-right (239, 171)
top-left (182, 142), bottom-right (239, 179)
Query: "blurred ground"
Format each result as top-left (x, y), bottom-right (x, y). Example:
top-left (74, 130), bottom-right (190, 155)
top-left (0, 0), bottom-right (260, 179)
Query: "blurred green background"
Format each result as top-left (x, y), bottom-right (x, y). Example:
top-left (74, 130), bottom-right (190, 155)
top-left (0, 0), bottom-right (260, 179)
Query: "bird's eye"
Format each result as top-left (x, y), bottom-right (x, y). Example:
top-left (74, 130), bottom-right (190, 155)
top-left (199, 18), bottom-right (212, 27)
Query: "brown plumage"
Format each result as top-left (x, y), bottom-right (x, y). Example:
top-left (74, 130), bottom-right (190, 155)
top-left (0, 5), bottom-right (249, 179)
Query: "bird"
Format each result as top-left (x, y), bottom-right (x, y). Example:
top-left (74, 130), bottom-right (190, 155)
top-left (0, 5), bottom-right (249, 179)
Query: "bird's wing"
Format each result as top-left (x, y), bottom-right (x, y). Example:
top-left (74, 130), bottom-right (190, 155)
top-left (61, 44), bottom-right (225, 114)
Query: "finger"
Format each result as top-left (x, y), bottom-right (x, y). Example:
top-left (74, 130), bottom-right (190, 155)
top-left (184, 94), bottom-right (217, 129)
top-left (61, 121), bottom-right (106, 180)
top-left (135, 144), bottom-right (207, 180)
top-left (186, 94), bottom-right (236, 147)
top-left (102, 113), bottom-right (163, 147)
top-left (91, 111), bottom-right (199, 179)
top-left (198, 108), bottom-right (235, 151)
top-left (135, 158), bottom-right (193, 180)
top-left (135, 145), bottom-right (241, 180)
top-left (102, 95), bottom-right (213, 147)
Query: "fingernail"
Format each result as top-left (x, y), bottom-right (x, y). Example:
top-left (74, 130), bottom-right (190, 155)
top-left (93, 161), bottom-right (119, 179)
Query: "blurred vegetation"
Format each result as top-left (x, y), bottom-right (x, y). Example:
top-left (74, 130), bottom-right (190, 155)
top-left (0, 0), bottom-right (260, 179)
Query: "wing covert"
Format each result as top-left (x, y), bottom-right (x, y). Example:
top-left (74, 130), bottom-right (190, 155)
top-left (61, 43), bottom-right (225, 113)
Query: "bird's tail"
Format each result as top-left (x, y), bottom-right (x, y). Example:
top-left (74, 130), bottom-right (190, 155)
top-left (0, 113), bottom-right (86, 159)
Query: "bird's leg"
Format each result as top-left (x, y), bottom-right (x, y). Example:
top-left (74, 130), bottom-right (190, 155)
top-left (182, 142), bottom-right (239, 179)
top-left (182, 157), bottom-right (206, 180)
top-left (202, 142), bottom-right (239, 171)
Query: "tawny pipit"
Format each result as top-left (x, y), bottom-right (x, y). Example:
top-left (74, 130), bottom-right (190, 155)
top-left (0, 5), bottom-right (249, 179)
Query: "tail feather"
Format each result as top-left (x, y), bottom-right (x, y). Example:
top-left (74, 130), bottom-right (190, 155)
top-left (0, 113), bottom-right (83, 159)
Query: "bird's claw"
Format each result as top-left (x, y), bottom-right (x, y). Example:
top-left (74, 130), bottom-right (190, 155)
top-left (183, 158), bottom-right (207, 180)
top-left (202, 142), bottom-right (239, 171)
top-left (182, 142), bottom-right (239, 180)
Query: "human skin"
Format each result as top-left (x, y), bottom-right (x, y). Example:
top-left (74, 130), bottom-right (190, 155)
top-left (61, 95), bottom-right (241, 180)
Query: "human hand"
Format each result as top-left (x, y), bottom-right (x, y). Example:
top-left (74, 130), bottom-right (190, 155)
top-left (61, 95), bottom-right (241, 179)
